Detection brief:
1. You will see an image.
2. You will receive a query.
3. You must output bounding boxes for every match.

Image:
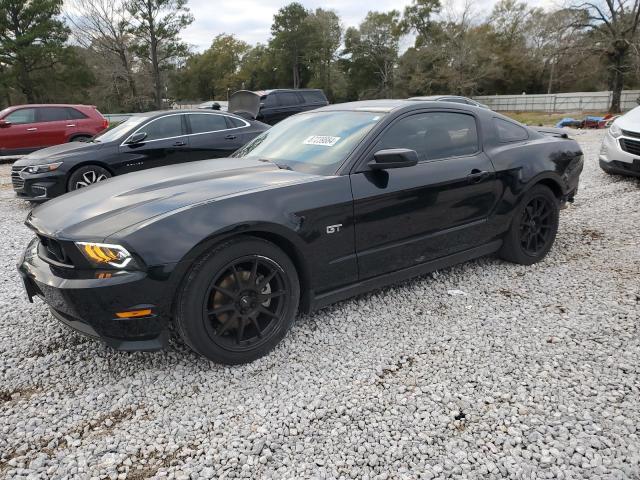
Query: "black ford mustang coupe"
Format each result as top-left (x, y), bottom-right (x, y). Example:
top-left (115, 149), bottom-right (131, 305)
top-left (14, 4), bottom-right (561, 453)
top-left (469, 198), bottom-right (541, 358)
top-left (11, 110), bottom-right (268, 201)
top-left (18, 100), bottom-right (583, 364)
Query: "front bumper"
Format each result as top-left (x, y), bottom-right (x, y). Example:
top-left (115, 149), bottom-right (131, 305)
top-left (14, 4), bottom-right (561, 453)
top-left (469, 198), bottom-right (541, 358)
top-left (599, 131), bottom-right (640, 177)
top-left (17, 237), bottom-right (171, 351)
top-left (11, 167), bottom-right (67, 201)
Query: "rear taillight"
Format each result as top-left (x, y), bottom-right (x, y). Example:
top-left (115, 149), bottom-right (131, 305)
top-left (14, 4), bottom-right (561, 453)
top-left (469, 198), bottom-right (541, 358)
top-left (102, 118), bottom-right (109, 129)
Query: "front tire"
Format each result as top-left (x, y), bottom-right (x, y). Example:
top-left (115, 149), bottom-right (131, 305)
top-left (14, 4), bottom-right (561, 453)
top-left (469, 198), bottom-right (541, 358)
top-left (67, 165), bottom-right (111, 191)
top-left (499, 184), bottom-right (559, 265)
top-left (175, 236), bottom-right (300, 364)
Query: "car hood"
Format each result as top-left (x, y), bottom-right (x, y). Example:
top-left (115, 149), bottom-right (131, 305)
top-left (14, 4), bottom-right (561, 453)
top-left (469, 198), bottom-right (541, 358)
top-left (615, 106), bottom-right (640, 131)
top-left (26, 158), bottom-right (319, 240)
top-left (14, 141), bottom-right (104, 166)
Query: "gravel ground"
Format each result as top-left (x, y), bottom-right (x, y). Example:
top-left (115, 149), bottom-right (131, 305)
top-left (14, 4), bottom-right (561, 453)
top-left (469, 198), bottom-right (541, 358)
top-left (1, 129), bottom-right (639, 479)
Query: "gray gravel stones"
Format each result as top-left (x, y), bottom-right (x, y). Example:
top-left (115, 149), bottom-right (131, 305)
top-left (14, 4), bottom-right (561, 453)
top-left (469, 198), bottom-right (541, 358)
top-left (1, 129), bottom-right (639, 479)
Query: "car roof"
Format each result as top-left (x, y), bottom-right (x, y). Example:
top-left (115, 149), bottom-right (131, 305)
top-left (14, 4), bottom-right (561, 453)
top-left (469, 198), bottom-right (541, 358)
top-left (5, 104), bottom-right (96, 109)
top-left (132, 109), bottom-right (244, 118)
top-left (253, 89), bottom-right (324, 96)
top-left (409, 95), bottom-right (470, 101)
top-left (316, 99), bottom-right (481, 114)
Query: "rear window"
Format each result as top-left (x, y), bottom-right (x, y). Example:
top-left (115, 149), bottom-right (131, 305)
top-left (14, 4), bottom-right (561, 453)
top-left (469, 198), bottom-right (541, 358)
top-left (301, 91), bottom-right (327, 104)
top-left (38, 107), bottom-right (69, 122)
top-left (494, 118), bottom-right (528, 142)
top-left (226, 116), bottom-right (246, 128)
top-left (66, 108), bottom-right (88, 120)
top-left (275, 92), bottom-right (302, 107)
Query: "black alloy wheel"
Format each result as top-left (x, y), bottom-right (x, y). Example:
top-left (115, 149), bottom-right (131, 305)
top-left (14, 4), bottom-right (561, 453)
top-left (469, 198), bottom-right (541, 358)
top-left (499, 184), bottom-right (559, 265)
top-left (519, 196), bottom-right (554, 256)
top-left (175, 236), bottom-right (300, 364)
top-left (204, 255), bottom-right (289, 352)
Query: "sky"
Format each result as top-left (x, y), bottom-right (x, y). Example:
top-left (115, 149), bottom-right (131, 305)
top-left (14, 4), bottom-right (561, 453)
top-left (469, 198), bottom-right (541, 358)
top-left (181, 0), bottom-right (559, 53)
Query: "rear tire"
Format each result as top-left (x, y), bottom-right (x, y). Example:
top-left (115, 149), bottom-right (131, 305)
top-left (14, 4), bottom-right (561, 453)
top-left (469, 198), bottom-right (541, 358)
top-left (175, 236), bottom-right (300, 364)
top-left (499, 184), bottom-right (559, 265)
top-left (67, 165), bottom-right (111, 191)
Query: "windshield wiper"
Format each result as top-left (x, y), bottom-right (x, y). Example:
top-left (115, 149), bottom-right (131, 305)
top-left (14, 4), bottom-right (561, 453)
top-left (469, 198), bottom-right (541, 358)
top-left (260, 158), bottom-right (292, 171)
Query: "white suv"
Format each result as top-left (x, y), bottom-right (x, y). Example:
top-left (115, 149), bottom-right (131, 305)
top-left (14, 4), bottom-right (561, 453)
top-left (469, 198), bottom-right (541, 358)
top-left (599, 106), bottom-right (640, 177)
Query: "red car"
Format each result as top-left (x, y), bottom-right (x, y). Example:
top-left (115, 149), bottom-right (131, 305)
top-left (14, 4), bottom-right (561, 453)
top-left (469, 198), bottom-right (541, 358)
top-left (0, 104), bottom-right (109, 156)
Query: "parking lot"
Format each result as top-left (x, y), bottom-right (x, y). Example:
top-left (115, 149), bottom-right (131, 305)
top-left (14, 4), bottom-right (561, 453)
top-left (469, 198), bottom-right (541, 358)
top-left (0, 129), bottom-right (639, 479)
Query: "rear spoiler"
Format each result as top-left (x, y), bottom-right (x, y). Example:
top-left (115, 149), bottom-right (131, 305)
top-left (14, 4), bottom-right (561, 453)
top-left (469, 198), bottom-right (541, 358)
top-left (533, 126), bottom-right (569, 139)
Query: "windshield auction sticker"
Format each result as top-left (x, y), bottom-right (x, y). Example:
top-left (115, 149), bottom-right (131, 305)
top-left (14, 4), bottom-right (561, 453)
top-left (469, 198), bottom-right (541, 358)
top-left (303, 136), bottom-right (341, 147)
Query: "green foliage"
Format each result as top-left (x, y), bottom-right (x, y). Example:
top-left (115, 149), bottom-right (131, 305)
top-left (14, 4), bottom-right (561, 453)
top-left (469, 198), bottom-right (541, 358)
top-left (0, 0), bottom-right (71, 102)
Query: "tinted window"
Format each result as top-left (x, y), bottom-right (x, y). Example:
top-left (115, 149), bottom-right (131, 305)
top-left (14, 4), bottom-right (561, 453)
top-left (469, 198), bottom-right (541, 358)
top-left (138, 115), bottom-right (183, 141)
top-left (494, 118), bottom-right (528, 142)
top-left (376, 112), bottom-right (479, 161)
top-left (188, 114), bottom-right (228, 134)
top-left (276, 92), bottom-right (302, 107)
top-left (66, 108), bottom-right (88, 120)
top-left (38, 107), bottom-right (69, 122)
top-left (301, 91), bottom-right (326, 103)
top-left (226, 116), bottom-right (246, 128)
top-left (5, 108), bottom-right (36, 124)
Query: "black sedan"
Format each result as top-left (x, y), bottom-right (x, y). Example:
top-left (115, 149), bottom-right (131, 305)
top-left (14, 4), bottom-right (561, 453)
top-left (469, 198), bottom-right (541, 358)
top-left (18, 100), bottom-right (583, 364)
top-left (11, 110), bottom-right (269, 201)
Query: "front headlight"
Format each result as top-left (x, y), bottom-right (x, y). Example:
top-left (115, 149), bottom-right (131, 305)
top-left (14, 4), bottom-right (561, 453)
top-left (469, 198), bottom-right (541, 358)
top-left (609, 123), bottom-right (622, 138)
top-left (21, 162), bottom-right (63, 176)
top-left (76, 242), bottom-right (133, 268)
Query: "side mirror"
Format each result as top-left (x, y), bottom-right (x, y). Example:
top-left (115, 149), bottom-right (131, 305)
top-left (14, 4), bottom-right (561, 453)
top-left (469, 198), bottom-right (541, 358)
top-left (126, 131), bottom-right (147, 145)
top-left (0, 119), bottom-right (11, 128)
top-left (368, 148), bottom-right (419, 170)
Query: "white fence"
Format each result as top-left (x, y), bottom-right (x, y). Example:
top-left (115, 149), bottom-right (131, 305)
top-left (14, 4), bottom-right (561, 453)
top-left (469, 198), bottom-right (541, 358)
top-left (474, 90), bottom-right (640, 112)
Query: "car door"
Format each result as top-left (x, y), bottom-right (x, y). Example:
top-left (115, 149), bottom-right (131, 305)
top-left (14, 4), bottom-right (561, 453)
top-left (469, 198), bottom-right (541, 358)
top-left (0, 108), bottom-right (39, 151)
top-left (185, 113), bottom-right (245, 160)
top-left (36, 107), bottom-right (74, 146)
top-left (118, 114), bottom-right (189, 173)
top-left (350, 110), bottom-right (500, 280)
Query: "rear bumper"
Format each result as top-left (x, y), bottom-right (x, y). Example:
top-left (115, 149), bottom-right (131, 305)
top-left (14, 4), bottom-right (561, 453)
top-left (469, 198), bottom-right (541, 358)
top-left (17, 237), bottom-right (171, 351)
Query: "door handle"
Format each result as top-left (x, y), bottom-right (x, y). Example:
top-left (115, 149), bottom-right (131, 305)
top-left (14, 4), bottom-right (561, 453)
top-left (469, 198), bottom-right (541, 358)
top-left (225, 134), bottom-right (237, 140)
top-left (66, 124), bottom-right (76, 127)
top-left (467, 169), bottom-right (490, 183)
top-left (27, 128), bottom-right (37, 131)
top-left (173, 141), bottom-right (186, 146)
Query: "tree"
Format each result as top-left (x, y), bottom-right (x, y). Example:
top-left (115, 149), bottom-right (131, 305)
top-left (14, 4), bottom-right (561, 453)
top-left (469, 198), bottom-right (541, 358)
top-left (306, 8), bottom-right (342, 99)
top-left (343, 11), bottom-right (402, 99)
top-left (171, 34), bottom-right (249, 101)
top-left (126, 0), bottom-right (193, 109)
top-left (66, 0), bottom-right (142, 110)
top-left (569, 0), bottom-right (640, 112)
top-left (0, 0), bottom-right (70, 102)
top-left (401, 0), bottom-right (441, 45)
top-left (270, 2), bottom-right (311, 88)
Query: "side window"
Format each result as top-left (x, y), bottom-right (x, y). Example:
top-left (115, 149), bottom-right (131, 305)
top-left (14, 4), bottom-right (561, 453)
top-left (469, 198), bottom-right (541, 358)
top-left (276, 92), bottom-right (302, 107)
top-left (301, 91), bottom-right (326, 103)
top-left (494, 118), bottom-right (528, 142)
top-left (66, 108), bottom-right (88, 120)
top-left (38, 107), bottom-right (69, 122)
top-left (225, 116), bottom-right (246, 128)
top-left (188, 114), bottom-right (228, 134)
top-left (262, 95), bottom-right (278, 107)
top-left (5, 108), bottom-right (36, 124)
top-left (138, 115), bottom-right (184, 141)
top-left (375, 112), bottom-right (479, 161)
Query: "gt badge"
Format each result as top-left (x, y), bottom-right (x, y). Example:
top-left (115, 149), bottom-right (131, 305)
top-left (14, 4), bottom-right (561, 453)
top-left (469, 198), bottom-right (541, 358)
top-left (326, 224), bottom-right (342, 234)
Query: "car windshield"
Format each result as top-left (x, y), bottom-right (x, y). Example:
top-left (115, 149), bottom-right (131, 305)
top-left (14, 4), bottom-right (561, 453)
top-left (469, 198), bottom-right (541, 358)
top-left (232, 111), bottom-right (384, 175)
top-left (93, 116), bottom-right (147, 143)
